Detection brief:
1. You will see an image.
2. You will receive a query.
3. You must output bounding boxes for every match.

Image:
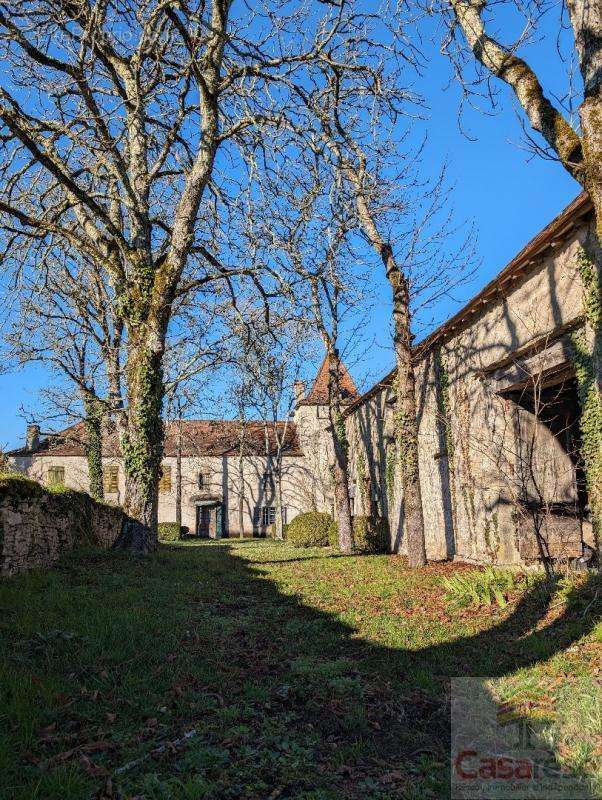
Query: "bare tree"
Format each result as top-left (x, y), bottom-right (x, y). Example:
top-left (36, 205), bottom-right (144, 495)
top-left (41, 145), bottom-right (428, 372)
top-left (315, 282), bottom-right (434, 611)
top-left (3, 248), bottom-right (124, 499)
top-left (278, 62), bottom-right (475, 566)
top-left (225, 303), bottom-right (309, 540)
top-left (0, 0), bottom-right (395, 550)
top-left (248, 163), bottom-right (368, 552)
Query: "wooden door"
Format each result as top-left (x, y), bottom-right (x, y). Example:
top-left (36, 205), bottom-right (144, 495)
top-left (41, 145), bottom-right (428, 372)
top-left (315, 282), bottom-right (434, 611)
top-left (197, 506), bottom-right (211, 538)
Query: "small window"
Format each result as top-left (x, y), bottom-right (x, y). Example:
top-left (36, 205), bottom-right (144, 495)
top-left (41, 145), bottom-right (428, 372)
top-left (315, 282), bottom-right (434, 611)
top-left (262, 470), bottom-right (273, 490)
top-left (47, 465), bottom-right (65, 487)
top-left (198, 472), bottom-right (211, 490)
top-left (104, 465), bottom-right (119, 494)
top-left (261, 506), bottom-right (287, 526)
top-left (262, 506), bottom-right (275, 526)
top-left (159, 465), bottom-right (172, 493)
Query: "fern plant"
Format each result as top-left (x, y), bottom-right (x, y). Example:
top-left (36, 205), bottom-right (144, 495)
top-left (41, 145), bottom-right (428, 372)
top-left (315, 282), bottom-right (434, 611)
top-left (442, 567), bottom-right (521, 609)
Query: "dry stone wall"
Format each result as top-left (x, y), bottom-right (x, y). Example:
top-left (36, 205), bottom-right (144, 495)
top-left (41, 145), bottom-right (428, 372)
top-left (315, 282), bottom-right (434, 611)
top-left (0, 474), bottom-right (124, 576)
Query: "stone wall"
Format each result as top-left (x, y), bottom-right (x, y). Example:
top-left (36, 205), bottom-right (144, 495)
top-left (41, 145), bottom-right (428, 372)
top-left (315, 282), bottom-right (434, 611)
top-left (0, 473), bottom-right (124, 576)
top-left (345, 211), bottom-right (592, 566)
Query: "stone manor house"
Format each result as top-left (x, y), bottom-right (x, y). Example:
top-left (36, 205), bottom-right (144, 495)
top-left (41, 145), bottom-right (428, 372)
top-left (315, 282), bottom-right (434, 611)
top-left (8, 193), bottom-right (598, 565)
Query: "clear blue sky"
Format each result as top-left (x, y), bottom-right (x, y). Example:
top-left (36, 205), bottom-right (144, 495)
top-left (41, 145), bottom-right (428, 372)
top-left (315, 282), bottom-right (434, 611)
top-left (0, 8), bottom-right (580, 451)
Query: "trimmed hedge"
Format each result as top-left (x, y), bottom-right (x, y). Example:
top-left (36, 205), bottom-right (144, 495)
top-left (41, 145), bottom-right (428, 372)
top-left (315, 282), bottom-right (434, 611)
top-left (286, 512), bottom-right (334, 548)
top-left (328, 515), bottom-right (390, 554)
top-left (158, 522), bottom-right (182, 542)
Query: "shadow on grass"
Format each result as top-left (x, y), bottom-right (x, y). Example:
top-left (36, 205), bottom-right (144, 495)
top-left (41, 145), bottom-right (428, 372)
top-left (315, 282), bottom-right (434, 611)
top-left (0, 541), bottom-right (599, 800)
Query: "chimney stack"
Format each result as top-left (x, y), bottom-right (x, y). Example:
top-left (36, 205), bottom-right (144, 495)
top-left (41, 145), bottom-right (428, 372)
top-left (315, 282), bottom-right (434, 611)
top-left (293, 380), bottom-right (306, 405)
top-left (26, 424), bottom-right (40, 452)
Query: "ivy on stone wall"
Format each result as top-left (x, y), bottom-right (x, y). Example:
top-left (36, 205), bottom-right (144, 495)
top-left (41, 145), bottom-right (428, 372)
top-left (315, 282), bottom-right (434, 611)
top-left (569, 251), bottom-right (602, 548)
top-left (434, 348), bottom-right (455, 462)
top-left (570, 333), bottom-right (601, 542)
top-left (385, 444), bottom-right (396, 502)
top-left (356, 449), bottom-right (368, 510)
top-left (577, 246), bottom-right (602, 332)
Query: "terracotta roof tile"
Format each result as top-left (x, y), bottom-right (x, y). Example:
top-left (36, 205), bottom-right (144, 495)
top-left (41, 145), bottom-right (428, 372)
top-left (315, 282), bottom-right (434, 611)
top-left (11, 420), bottom-right (302, 458)
top-left (301, 355), bottom-right (358, 405)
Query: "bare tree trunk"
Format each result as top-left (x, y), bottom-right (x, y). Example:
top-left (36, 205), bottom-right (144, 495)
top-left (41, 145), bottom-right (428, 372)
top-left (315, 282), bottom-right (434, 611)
top-left (274, 455), bottom-right (285, 541)
top-left (328, 351), bottom-right (353, 554)
top-left (354, 195), bottom-right (427, 567)
top-left (391, 265), bottom-right (427, 567)
top-left (238, 452), bottom-right (245, 539)
top-left (82, 392), bottom-right (104, 502)
top-left (175, 409), bottom-right (182, 529)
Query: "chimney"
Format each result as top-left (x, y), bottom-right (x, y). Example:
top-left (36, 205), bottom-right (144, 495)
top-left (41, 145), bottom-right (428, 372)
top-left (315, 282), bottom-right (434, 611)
top-left (293, 380), bottom-right (305, 405)
top-left (26, 424), bottom-right (40, 452)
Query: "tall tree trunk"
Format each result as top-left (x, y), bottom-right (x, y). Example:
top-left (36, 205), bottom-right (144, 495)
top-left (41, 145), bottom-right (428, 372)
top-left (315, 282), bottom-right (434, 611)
top-left (175, 412), bottom-right (182, 529)
top-left (238, 453), bottom-right (245, 539)
top-left (274, 456), bottom-right (285, 541)
top-left (116, 330), bottom-right (165, 553)
top-left (82, 392), bottom-right (104, 502)
top-left (328, 350), bottom-right (353, 554)
top-left (354, 193), bottom-right (427, 567)
top-left (390, 266), bottom-right (427, 567)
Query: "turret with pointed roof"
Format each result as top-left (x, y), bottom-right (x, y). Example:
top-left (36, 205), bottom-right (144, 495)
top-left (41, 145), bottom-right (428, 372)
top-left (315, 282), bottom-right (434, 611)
top-left (298, 354), bottom-right (358, 406)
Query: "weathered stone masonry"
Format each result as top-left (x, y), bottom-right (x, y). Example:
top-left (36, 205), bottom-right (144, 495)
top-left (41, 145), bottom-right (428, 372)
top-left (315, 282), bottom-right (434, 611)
top-left (0, 475), bottom-right (125, 576)
top-left (345, 193), bottom-right (598, 565)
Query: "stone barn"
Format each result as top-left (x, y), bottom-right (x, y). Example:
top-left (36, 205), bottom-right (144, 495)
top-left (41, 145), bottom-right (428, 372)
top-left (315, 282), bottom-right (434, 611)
top-left (344, 192), bottom-right (598, 565)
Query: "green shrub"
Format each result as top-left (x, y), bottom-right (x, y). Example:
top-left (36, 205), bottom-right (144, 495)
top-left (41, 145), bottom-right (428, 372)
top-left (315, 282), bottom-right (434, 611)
top-left (328, 515), bottom-right (389, 553)
top-left (442, 567), bottom-right (525, 609)
top-left (158, 522), bottom-right (182, 542)
top-left (327, 518), bottom-right (339, 547)
top-left (352, 516), bottom-right (390, 554)
top-left (286, 512), bottom-right (333, 547)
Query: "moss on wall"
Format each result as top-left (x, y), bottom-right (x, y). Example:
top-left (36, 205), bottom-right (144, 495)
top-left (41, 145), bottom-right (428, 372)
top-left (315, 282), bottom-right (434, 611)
top-left (0, 474), bottom-right (126, 575)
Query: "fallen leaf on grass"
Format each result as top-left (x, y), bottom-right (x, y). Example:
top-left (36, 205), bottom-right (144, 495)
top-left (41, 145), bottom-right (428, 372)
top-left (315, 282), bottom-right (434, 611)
top-left (80, 754), bottom-right (109, 778)
top-left (49, 740), bottom-right (114, 765)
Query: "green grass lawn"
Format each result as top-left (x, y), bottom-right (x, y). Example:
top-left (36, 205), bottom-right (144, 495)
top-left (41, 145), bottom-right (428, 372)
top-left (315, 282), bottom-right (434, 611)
top-left (0, 540), bottom-right (600, 800)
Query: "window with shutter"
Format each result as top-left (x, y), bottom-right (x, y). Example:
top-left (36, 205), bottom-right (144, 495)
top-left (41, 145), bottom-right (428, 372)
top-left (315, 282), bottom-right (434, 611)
top-left (159, 465), bottom-right (172, 492)
top-left (47, 466), bottom-right (65, 487)
top-left (104, 465), bottom-right (119, 493)
top-left (261, 506), bottom-right (276, 526)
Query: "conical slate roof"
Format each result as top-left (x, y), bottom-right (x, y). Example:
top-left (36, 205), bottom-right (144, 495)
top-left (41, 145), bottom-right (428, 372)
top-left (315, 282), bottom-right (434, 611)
top-left (302, 354), bottom-right (359, 405)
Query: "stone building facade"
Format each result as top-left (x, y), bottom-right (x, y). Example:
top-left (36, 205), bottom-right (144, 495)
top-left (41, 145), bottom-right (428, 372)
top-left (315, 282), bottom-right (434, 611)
top-left (344, 192), bottom-right (597, 564)
top-left (9, 420), bottom-right (315, 538)
top-left (7, 194), bottom-right (598, 564)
